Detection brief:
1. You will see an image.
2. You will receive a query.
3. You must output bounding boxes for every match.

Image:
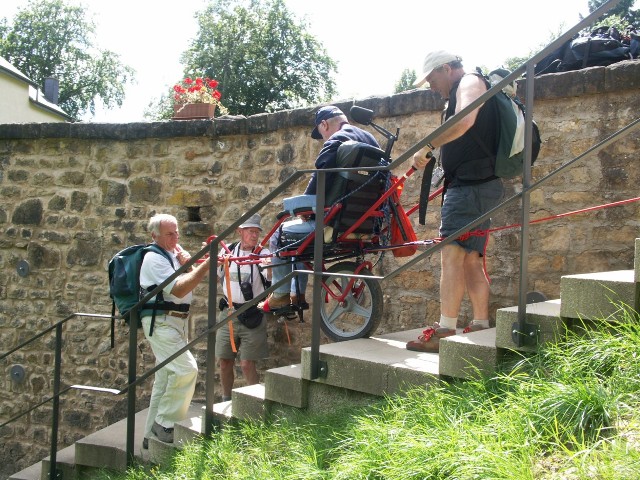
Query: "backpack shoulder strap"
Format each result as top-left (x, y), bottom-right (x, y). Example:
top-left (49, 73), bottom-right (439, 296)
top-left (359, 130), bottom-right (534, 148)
top-left (141, 244), bottom-right (177, 337)
top-left (250, 244), bottom-right (270, 289)
top-left (145, 243), bottom-right (175, 269)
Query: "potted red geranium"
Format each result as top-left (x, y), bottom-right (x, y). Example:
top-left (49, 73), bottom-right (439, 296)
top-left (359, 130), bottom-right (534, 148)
top-left (172, 76), bottom-right (228, 120)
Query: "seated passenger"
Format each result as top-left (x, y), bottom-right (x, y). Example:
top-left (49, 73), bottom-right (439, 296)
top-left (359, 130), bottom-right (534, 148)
top-left (259, 105), bottom-right (380, 313)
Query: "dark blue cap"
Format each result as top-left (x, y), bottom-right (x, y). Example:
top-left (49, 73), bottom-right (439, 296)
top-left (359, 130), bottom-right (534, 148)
top-left (311, 106), bottom-right (344, 139)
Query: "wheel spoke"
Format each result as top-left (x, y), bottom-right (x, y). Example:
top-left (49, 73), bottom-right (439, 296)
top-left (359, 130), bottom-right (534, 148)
top-left (324, 302), bottom-right (346, 324)
top-left (349, 301), bottom-right (371, 318)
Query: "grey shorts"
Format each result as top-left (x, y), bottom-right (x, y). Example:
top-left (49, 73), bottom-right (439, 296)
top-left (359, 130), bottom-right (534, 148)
top-left (215, 307), bottom-right (269, 361)
top-left (440, 179), bottom-right (504, 255)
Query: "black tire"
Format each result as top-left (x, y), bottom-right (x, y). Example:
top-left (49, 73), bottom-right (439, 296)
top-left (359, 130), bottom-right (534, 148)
top-left (319, 261), bottom-right (383, 341)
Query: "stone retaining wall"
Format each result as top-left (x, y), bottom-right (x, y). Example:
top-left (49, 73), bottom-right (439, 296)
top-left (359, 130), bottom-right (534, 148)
top-left (0, 60), bottom-right (639, 478)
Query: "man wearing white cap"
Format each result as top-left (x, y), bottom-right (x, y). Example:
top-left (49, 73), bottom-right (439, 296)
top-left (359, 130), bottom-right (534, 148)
top-left (216, 213), bottom-right (271, 401)
top-left (406, 50), bottom-right (504, 353)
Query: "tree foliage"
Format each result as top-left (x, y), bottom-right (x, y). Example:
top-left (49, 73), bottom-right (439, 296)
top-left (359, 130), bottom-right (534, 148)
top-left (588, 0), bottom-right (640, 26)
top-left (0, 0), bottom-right (134, 120)
top-left (177, 0), bottom-right (337, 117)
top-left (394, 68), bottom-right (417, 94)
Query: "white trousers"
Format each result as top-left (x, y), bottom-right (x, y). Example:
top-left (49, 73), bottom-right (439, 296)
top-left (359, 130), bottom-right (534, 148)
top-left (141, 314), bottom-right (198, 437)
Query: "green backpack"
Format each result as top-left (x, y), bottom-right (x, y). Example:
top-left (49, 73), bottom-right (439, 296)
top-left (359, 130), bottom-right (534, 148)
top-left (108, 243), bottom-right (177, 335)
top-left (482, 69), bottom-right (542, 178)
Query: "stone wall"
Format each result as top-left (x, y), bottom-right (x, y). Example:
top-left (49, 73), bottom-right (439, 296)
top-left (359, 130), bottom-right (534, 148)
top-left (0, 60), bottom-right (639, 478)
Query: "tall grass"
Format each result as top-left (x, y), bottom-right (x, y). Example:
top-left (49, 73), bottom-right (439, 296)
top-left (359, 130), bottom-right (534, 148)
top-left (99, 306), bottom-right (640, 479)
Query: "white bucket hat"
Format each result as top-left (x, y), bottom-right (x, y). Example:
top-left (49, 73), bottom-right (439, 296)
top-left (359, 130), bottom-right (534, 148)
top-left (238, 213), bottom-right (262, 230)
top-left (413, 50), bottom-right (461, 88)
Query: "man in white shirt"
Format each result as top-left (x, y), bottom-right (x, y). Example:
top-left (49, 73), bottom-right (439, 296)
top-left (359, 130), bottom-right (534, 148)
top-left (216, 214), bottom-right (271, 402)
top-left (139, 214), bottom-right (210, 447)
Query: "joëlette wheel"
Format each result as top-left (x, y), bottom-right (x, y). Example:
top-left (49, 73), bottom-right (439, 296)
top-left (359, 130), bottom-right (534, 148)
top-left (319, 261), bottom-right (383, 341)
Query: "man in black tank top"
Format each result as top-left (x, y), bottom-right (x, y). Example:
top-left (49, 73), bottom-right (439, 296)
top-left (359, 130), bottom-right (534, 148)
top-left (406, 51), bottom-right (504, 354)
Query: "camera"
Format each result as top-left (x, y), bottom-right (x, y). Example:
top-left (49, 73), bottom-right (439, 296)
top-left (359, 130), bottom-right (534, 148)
top-left (240, 281), bottom-right (254, 301)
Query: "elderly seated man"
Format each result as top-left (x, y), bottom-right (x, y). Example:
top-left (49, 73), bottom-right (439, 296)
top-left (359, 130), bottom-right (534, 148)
top-left (259, 105), bottom-right (380, 314)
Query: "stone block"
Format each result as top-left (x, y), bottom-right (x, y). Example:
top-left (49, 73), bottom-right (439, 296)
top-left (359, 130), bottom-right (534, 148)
top-left (606, 60), bottom-right (640, 92)
top-left (305, 381), bottom-right (378, 416)
top-left (39, 444), bottom-right (76, 480)
top-left (174, 407), bottom-right (204, 445)
top-left (438, 328), bottom-right (499, 379)
top-left (230, 384), bottom-right (266, 422)
top-left (6, 461), bottom-right (42, 480)
top-left (300, 330), bottom-right (440, 396)
top-left (264, 364), bottom-right (307, 408)
top-left (635, 238), bottom-right (640, 283)
top-left (560, 270), bottom-right (636, 320)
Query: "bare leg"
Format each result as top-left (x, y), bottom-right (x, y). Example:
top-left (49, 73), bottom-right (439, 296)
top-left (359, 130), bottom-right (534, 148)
top-left (463, 251), bottom-right (490, 320)
top-left (240, 359), bottom-right (259, 385)
top-left (440, 243), bottom-right (467, 318)
top-left (218, 358), bottom-right (235, 398)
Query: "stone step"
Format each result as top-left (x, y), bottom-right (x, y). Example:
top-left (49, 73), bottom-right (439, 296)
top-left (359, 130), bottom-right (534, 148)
top-left (74, 402), bottom-right (206, 472)
top-left (265, 364), bottom-right (306, 408)
top-left (300, 329), bottom-right (441, 397)
top-left (439, 327), bottom-right (498, 379)
top-left (146, 402), bottom-right (206, 464)
top-left (173, 400), bottom-right (234, 446)
top-left (174, 406), bottom-right (204, 445)
top-left (7, 461), bottom-right (42, 480)
top-left (635, 238), bottom-right (640, 282)
top-left (73, 408), bottom-right (151, 472)
top-left (230, 383), bottom-right (267, 422)
top-left (39, 444), bottom-right (77, 480)
top-left (560, 270), bottom-right (636, 320)
top-left (495, 299), bottom-right (564, 352)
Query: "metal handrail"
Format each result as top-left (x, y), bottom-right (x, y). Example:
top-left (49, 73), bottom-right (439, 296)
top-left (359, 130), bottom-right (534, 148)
top-left (1, 313), bottom-right (113, 480)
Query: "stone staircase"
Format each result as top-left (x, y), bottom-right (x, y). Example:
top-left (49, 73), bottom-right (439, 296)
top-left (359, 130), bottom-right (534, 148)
top-left (9, 239), bottom-right (640, 480)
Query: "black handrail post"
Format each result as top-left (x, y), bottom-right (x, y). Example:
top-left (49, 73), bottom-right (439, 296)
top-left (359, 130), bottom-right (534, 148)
top-left (125, 309), bottom-right (139, 466)
top-left (205, 239), bottom-right (220, 436)
top-left (310, 170), bottom-right (326, 379)
top-left (49, 323), bottom-right (62, 480)
top-left (513, 61), bottom-right (538, 347)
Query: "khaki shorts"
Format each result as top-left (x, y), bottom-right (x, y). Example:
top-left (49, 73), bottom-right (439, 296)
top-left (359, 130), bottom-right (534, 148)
top-left (215, 307), bottom-right (269, 361)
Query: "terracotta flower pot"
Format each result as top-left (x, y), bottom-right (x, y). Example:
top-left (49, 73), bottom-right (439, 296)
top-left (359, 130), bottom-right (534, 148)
top-left (172, 103), bottom-right (215, 120)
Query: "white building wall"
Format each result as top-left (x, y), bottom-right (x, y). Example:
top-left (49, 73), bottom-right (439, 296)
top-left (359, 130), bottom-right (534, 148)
top-left (0, 73), bottom-right (68, 123)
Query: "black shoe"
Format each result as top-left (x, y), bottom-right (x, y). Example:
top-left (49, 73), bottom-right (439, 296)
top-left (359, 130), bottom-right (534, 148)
top-left (151, 421), bottom-right (174, 443)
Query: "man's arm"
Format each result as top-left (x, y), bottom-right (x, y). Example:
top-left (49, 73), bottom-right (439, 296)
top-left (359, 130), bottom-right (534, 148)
top-left (414, 74), bottom-right (488, 168)
top-left (170, 257), bottom-right (211, 298)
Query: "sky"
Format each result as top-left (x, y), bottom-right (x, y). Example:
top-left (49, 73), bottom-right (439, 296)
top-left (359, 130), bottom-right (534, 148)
top-left (0, 0), bottom-right (628, 122)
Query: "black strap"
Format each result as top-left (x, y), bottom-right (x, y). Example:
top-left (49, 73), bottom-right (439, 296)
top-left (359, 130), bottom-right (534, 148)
top-left (110, 301), bottom-right (116, 349)
top-left (144, 244), bottom-right (176, 337)
top-left (235, 243), bottom-right (254, 289)
top-left (418, 155), bottom-right (436, 225)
